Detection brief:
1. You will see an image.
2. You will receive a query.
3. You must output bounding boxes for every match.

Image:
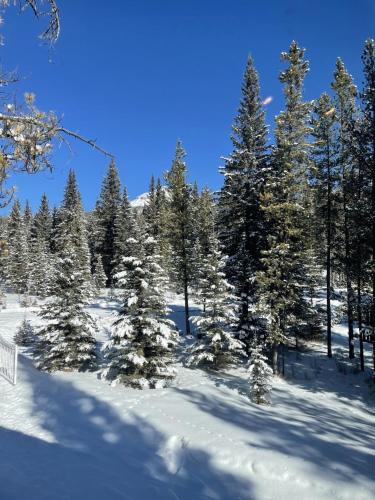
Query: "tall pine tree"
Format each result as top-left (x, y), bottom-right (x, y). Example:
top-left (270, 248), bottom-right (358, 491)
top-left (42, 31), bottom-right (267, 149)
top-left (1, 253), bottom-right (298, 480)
top-left (165, 141), bottom-right (196, 335)
top-left (256, 41), bottom-right (312, 373)
top-left (218, 56), bottom-right (269, 347)
top-left (94, 160), bottom-right (122, 284)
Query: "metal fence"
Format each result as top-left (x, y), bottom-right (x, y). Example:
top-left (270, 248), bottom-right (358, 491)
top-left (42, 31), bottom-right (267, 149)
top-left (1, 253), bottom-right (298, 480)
top-left (0, 335), bottom-right (17, 385)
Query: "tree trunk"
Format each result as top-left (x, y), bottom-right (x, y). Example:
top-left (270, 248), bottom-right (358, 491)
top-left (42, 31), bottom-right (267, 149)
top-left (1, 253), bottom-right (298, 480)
top-left (327, 144), bottom-right (332, 358)
top-left (183, 273), bottom-right (191, 336)
top-left (343, 180), bottom-right (355, 358)
top-left (272, 342), bottom-right (279, 374)
top-left (358, 275), bottom-right (365, 372)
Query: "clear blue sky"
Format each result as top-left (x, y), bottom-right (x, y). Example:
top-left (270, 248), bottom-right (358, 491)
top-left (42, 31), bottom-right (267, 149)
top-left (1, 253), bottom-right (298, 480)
top-left (1, 0), bottom-right (374, 213)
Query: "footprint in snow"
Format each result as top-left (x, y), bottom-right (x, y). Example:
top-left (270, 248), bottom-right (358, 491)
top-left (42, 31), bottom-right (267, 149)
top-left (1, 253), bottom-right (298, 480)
top-left (158, 435), bottom-right (189, 475)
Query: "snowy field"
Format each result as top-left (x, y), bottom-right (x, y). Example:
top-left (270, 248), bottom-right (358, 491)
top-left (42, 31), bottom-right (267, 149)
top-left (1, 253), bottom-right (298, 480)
top-left (1, 294), bottom-right (375, 500)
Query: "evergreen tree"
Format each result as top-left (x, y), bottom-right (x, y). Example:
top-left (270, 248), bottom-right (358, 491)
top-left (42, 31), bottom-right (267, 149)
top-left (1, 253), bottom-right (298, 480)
top-left (187, 235), bottom-right (245, 370)
top-left (37, 239), bottom-right (97, 372)
top-left (249, 342), bottom-right (273, 404)
top-left (14, 319), bottom-right (35, 347)
top-left (28, 233), bottom-right (52, 298)
top-left (311, 93), bottom-right (338, 357)
top-left (192, 187), bottom-right (216, 310)
top-left (143, 175), bottom-right (157, 234)
top-left (112, 187), bottom-right (135, 278)
top-left (154, 178), bottom-right (171, 269)
top-left (94, 159), bottom-right (122, 283)
top-left (103, 230), bottom-right (177, 388)
top-left (165, 141), bottom-right (196, 335)
top-left (6, 199), bottom-right (29, 293)
top-left (23, 200), bottom-right (33, 237)
top-left (28, 193), bottom-right (53, 297)
top-left (332, 58), bottom-right (358, 359)
top-left (92, 254), bottom-right (107, 293)
top-left (256, 41), bottom-right (312, 373)
top-left (218, 56), bottom-right (269, 346)
top-left (360, 39), bottom-right (375, 356)
top-left (32, 193), bottom-right (52, 246)
top-left (53, 170), bottom-right (92, 293)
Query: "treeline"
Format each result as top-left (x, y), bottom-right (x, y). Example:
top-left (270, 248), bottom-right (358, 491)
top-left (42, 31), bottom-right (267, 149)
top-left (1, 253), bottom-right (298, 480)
top-left (1, 38), bottom-right (375, 388)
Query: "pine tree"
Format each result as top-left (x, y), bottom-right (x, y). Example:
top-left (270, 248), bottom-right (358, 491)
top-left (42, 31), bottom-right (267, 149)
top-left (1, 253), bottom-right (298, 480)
top-left (6, 199), bottom-right (29, 294)
top-left (92, 254), bottom-right (107, 293)
top-left (360, 39), bottom-right (375, 367)
top-left (28, 233), bottom-right (52, 298)
top-left (256, 41), bottom-right (312, 373)
top-left (27, 193), bottom-right (53, 297)
top-left (14, 319), bottom-right (35, 347)
top-left (37, 239), bottom-right (97, 372)
top-left (94, 159), bottom-right (122, 283)
top-left (143, 175), bottom-right (157, 233)
top-left (165, 141), bottom-right (196, 335)
top-left (53, 170), bottom-right (92, 293)
top-left (218, 56), bottom-right (269, 346)
top-left (32, 193), bottom-right (52, 246)
top-left (112, 187), bottom-right (135, 278)
top-left (311, 93), bottom-right (338, 357)
top-left (103, 230), bottom-right (177, 388)
top-left (192, 187), bottom-right (217, 310)
top-left (154, 178), bottom-right (171, 269)
top-left (187, 235), bottom-right (245, 370)
top-left (23, 200), bottom-right (33, 237)
top-left (249, 342), bottom-right (273, 404)
top-left (332, 58), bottom-right (358, 359)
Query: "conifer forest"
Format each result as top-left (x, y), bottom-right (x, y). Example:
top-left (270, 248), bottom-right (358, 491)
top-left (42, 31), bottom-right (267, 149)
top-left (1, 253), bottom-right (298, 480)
top-left (0, 2), bottom-right (374, 500)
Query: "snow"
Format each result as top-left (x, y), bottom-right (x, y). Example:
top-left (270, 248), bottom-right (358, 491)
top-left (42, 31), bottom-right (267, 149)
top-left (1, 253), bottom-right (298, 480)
top-left (1, 294), bottom-right (375, 500)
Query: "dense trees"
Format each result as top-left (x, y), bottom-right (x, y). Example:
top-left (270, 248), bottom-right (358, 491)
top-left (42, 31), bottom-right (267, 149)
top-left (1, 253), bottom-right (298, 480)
top-left (3, 35), bottom-right (375, 386)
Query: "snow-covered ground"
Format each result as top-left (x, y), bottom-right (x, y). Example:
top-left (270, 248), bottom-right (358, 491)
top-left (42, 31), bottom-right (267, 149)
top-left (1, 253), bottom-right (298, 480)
top-left (1, 294), bottom-right (375, 500)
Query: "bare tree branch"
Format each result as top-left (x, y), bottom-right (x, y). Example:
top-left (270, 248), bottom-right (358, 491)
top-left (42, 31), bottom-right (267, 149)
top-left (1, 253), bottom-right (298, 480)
top-left (0, 112), bottom-right (115, 159)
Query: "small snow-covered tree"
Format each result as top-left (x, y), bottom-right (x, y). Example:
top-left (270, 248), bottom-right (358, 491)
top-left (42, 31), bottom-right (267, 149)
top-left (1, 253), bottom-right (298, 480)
top-left (14, 319), bottom-right (35, 347)
top-left (28, 231), bottom-right (53, 298)
top-left (187, 237), bottom-right (246, 370)
top-left (6, 199), bottom-right (29, 294)
top-left (37, 239), bottom-right (97, 372)
top-left (249, 343), bottom-right (273, 404)
top-left (92, 254), bottom-right (107, 293)
top-left (103, 232), bottom-right (178, 388)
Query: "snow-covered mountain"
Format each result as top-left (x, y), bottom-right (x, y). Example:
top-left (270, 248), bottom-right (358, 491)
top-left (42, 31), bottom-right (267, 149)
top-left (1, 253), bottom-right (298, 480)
top-left (130, 186), bottom-right (169, 212)
top-left (130, 191), bottom-right (150, 211)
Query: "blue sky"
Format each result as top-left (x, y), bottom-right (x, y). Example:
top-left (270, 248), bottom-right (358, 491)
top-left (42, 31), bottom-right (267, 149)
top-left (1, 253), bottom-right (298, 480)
top-left (1, 0), bottom-right (374, 213)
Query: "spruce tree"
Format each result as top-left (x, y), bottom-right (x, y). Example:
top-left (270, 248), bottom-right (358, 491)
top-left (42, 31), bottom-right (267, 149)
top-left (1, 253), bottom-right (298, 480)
top-left (143, 175), bottom-right (157, 234)
top-left (6, 199), bottom-right (29, 294)
top-left (37, 238), bottom-right (97, 372)
top-left (218, 56), bottom-right (269, 346)
top-left (23, 200), bottom-right (33, 237)
top-left (103, 229), bottom-right (177, 388)
top-left (92, 254), bottom-right (107, 293)
top-left (192, 187), bottom-right (216, 311)
top-left (28, 232), bottom-right (52, 298)
top-left (28, 193), bottom-right (53, 297)
top-left (53, 170), bottom-right (92, 292)
top-left (14, 319), bottom-right (35, 347)
top-left (165, 141), bottom-right (196, 335)
top-left (249, 342), bottom-right (273, 404)
top-left (187, 235), bottom-right (245, 370)
top-left (112, 187), bottom-right (135, 279)
top-left (360, 39), bottom-right (375, 365)
top-left (32, 193), bottom-right (52, 246)
top-left (311, 93), bottom-right (338, 357)
top-left (94, 160), bottom-right (122, 283)
top-left (332, 58), bottom-right (358, 359)
top-left (256, 41), bottom-right (312, 373)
